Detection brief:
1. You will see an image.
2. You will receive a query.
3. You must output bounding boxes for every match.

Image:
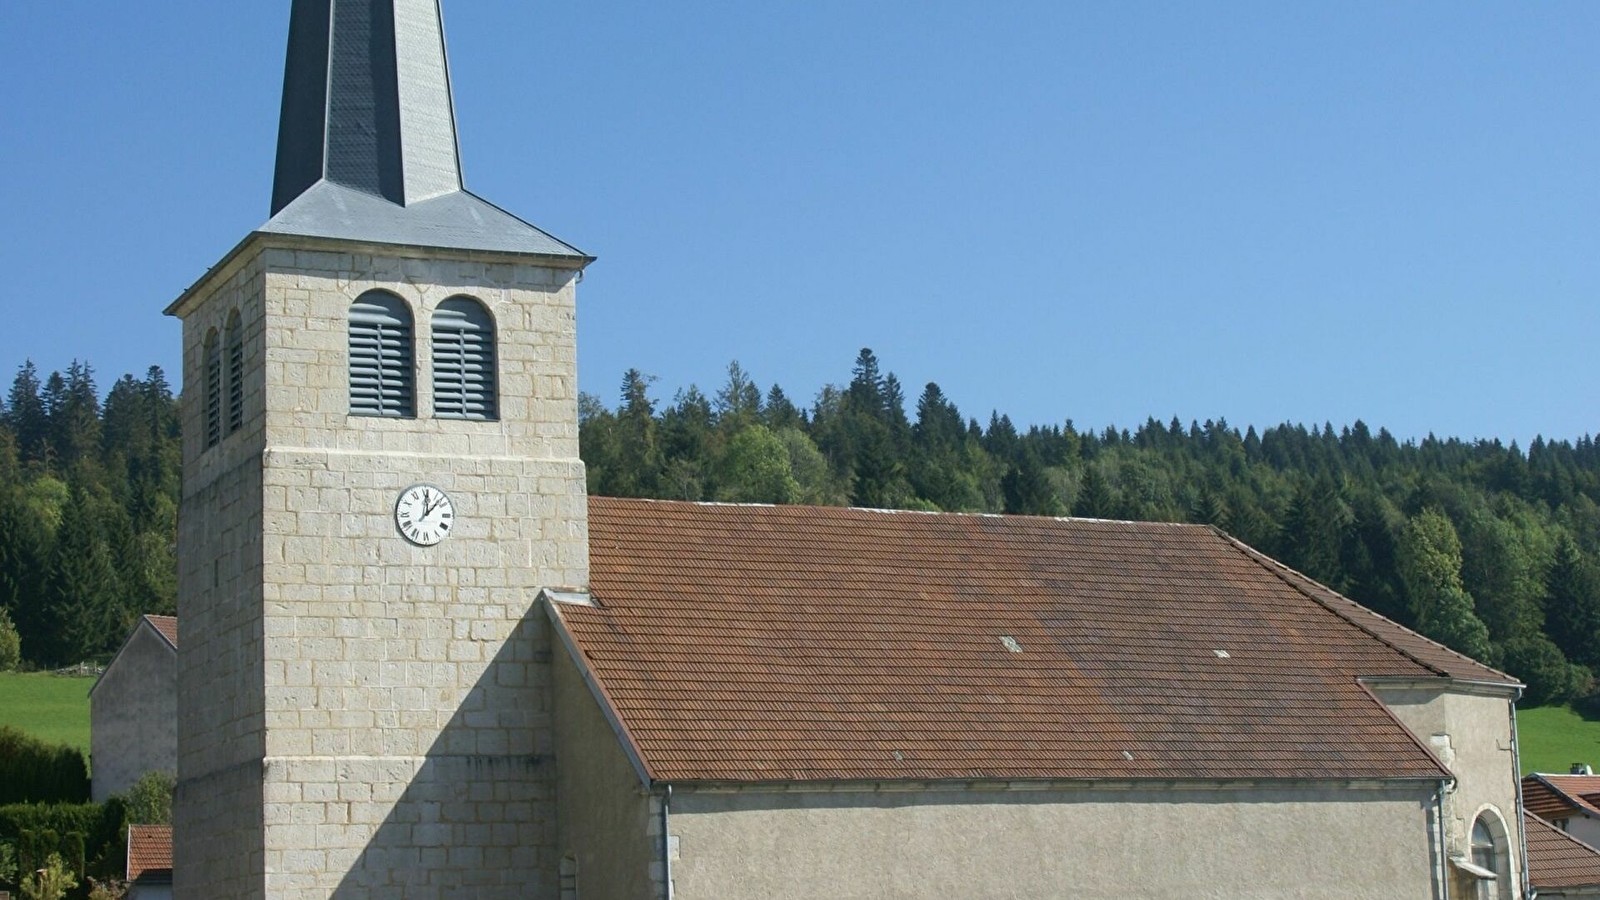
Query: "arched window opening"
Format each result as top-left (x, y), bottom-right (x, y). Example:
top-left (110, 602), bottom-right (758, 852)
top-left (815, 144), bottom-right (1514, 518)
top-left (432, 297), bottom-right (497, 420)
top-left (349, 292), bottom-right (416, 418)
top-left (203, 329), bottom-right (222, 449)
top-left (1471, 813), bottom-right (1511, 900)
top-left (225, 312), bottom-right (245, 435)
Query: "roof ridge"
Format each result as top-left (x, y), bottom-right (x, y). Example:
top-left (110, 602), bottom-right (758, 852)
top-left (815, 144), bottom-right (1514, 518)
top-left (593, 496), bottom-right (1207, 529)
top-left (1531, 773), bottom-right (1600, 817)
top-left (1210, 527), bottom-right (1455, 680)
top-left (457, 189), bottom-right (589, 259)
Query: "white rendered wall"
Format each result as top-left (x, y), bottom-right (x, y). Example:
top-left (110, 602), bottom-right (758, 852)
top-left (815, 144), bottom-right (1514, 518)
top-left (1375, 685), bottom-right (1525, 899)
top-left (665, 785), bottom-right (1439, 900)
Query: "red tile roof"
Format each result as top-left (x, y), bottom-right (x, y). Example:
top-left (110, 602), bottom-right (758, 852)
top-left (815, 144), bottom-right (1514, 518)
top-left (1527, 813), bottom-right (1600, 890)
top-left (1225, 539), bottom-right (1514, 686)
top-left (555, 498), bottom-right (1489, 784)
top-left (144, 615), bottom-right (177, 647)
top-left (126, 825), bottom-right (172, 882)
top-left (1526, 775), bottom-right (1600, 821)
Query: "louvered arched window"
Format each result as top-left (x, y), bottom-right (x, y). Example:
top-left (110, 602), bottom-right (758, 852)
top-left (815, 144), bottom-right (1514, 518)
top-left (349, 292), bottom-right (416, 418)
top-left (432, 297), bottom-right (497, 420)
top-left (225, 312), bottom-right (245, 435)
top-left (203, 329), bottom-right (222, 449)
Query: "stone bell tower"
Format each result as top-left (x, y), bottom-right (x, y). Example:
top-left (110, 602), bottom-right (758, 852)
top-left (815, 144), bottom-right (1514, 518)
top-left (166, 2), bottom-right (591, 898)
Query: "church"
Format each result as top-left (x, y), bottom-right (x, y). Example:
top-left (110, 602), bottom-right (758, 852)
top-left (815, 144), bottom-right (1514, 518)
top-left (167, 2), bottom-right (1529, 898)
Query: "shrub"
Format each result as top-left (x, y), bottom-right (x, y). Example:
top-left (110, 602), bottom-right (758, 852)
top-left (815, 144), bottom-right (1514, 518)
top-left (0, 728), bottom-right (89, 806)
top-left (0, 609), bottom-right (20, 672)
top-left (20, 852), bottom-right (76, 900)
top-left (87, 877), bottom-right (127, 900)
top-left (1504, 634), bottom-right (1585, 707)
top-left (0, 800), bottom-right (127, 882)
top-left (114, 771), bottom-right (172, 826)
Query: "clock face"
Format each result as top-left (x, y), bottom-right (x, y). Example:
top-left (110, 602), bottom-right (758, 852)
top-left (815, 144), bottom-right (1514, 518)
top-left (395, 484), bottom-right (455, 547)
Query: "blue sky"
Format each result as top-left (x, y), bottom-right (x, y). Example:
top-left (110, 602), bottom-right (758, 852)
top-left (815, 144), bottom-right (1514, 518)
top-left (1, 1), bottom-right (1595, 443)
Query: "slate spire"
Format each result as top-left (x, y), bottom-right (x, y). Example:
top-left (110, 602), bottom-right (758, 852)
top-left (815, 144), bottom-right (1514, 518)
top-left (272, 0), bottom-right (464, 215)
top-left (259, 0), bottom-right (588, 261)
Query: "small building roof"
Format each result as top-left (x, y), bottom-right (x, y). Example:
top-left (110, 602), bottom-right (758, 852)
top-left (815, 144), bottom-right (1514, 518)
top-left (126, 825), bottom-right (172, 883)
top-left (89, 616), bottom-right (178, 699)
top-left (144, 615), bottom-right (178, 649)
top-left (1526, 774), bottom-right (1600, 821)
top-left (1527, 813), bottom-right (1600, 891)
top-left (551, 498), bottom-right (1508, 785)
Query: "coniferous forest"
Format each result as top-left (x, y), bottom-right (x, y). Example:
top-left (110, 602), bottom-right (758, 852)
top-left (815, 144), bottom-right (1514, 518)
top-left (3, 350), bottom-right (1600, 709)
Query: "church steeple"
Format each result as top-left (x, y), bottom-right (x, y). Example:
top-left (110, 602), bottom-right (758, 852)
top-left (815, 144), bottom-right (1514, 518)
top-left (260, 0), bottom-right (589, 261)
top-left (272, 0), bottom-right (462, 214)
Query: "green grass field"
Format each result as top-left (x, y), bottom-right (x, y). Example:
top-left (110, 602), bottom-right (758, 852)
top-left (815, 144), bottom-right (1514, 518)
top-left (0, 672), bottom-right (94, 754)
top-left (1518, 705), bottom-right (1600, 776)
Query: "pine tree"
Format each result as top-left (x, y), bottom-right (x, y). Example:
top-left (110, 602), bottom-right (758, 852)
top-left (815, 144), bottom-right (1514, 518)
top-left (5, 362), bottom-right (48, 464)
top-left (762, 385), bottom-right (802, 431)
top-left (847, 348), bottom-right (885, 417)
top-left (1546, 537), bottom-right (1600, 669)
top-left (1190, 487), bottom-right (1227, 527)
top-left (713, 361), bottom-right (762, 431)
top-left (1002, 449), bottom-right (1061, 516)
top-left (0, 489), bottom-right (49, 658)
top-left (39, 488), bottom-right (121, 666)
top-left (50, 362), bottom-right (101, 471)
top-left (1281, 474), bottom-right (1352, 591)
top-left (612, 370), bottom-right (661, 497)
top-left (913, 383), bottom-right (964, 452)
top-left (1074, 464), bottom-right (1117, 520)
top-left (881, 373), bottom-right (910, 434)
top-left (658, 388), bottom-right (713, 501)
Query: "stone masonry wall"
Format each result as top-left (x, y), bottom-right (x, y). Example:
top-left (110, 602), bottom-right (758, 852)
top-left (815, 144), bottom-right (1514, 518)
top-left (254, 245), bottom-right (587, 900)
top-left (175, 251), bottom-right (269, 900)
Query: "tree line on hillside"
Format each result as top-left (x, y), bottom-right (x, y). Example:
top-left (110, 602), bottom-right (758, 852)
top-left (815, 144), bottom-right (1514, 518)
top-left (0, 362), bottom-right (179, 669)
top-left (582, 349), bottom-right (1600, 707)
top-left (2, 351), bottom-right (1599, 709)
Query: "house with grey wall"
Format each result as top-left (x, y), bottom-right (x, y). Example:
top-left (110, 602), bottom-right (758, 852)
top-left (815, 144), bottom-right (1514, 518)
top-left (90, 616), bottom-right (177, 802)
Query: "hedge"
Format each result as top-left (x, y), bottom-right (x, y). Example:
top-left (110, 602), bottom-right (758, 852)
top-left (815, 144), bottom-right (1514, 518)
top-left (0, 728), bottom-right (89, 806)
top-left (0, 800), bottom-right (126, 882)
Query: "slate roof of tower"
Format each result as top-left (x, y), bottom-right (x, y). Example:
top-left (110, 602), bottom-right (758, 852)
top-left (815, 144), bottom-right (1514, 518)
top-left (1526, 813), bottom-right (1600, 890)
top-left (263, 0), bottom-right (587, 260)
top-left (552, 498), bottom-right (1515, 785)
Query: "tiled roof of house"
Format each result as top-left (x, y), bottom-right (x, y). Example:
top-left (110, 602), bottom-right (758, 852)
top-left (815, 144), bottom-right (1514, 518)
top-left (553, 498), bottom-right (1493, 784)
top-left (126, 824), bottom-right (172, 882)
top-left (1526, 775), bottom-right (1600, 821)
top-left (145, 615), bottom-right (177, 648)
top-left (1527, 813), bottom-right (1600, 890)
